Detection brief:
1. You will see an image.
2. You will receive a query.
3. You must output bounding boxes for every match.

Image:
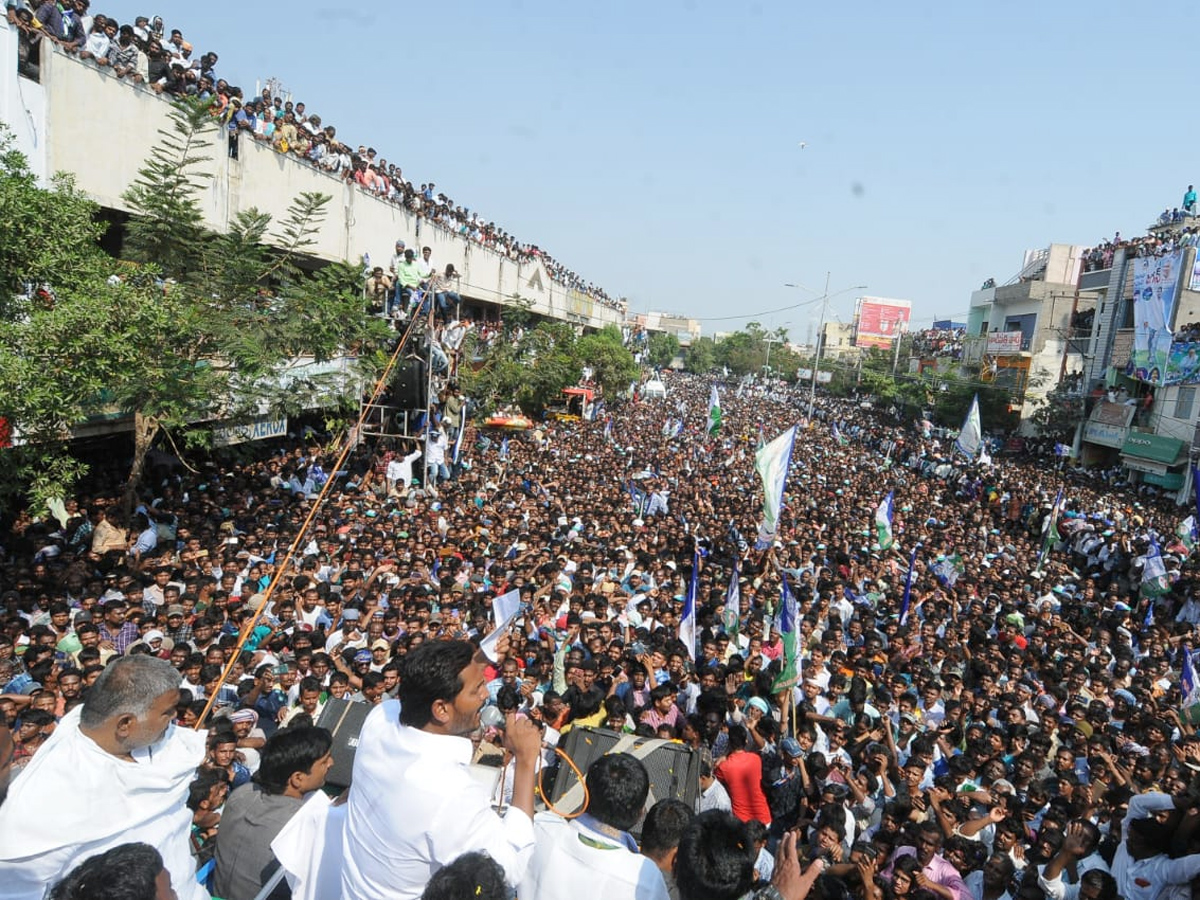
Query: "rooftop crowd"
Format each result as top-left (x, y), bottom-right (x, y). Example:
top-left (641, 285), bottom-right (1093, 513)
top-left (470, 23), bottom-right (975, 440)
top-left (1083, 186), bottom-right (1200, 273)
top-left (909, 328), bottom-right (966, 360)
top-left (3, 363), bottom-right (1200, 899)
top-left (3, 3), bottom-right (625, 314)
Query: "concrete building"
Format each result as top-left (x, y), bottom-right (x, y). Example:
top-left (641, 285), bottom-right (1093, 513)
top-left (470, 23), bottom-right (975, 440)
top-left (820, 321), bottom-right (859, 361)
top-left (634, 312), bottom-right (703, 345)
top-left (957, 244), bottom-right (1096, 427)
top-left (0, 29), bottom-right (624, 333)
top-left (1073, 229), bottom-right (1200, 490)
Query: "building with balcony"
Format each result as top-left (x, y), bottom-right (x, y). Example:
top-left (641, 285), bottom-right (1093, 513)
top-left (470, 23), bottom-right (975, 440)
top-left (1073, 233), bottom-right (1200, 488)
top-left (954, 244), bottom-right (1096, 427)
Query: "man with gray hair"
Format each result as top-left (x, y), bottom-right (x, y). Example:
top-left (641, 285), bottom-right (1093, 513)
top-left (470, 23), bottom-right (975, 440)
top-left (0, 655), bottom-right (209, 900)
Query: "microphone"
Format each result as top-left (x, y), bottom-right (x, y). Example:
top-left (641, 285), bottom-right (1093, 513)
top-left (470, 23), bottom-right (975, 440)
top-left (480, 706), bottom-right (506, 729)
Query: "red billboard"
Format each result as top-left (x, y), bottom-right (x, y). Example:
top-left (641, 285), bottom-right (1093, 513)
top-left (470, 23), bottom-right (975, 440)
top-left (856, 297), bottom-right (912, 349)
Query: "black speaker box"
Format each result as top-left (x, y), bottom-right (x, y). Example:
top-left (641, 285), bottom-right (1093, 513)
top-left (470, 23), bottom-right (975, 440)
top-left (392, 357), bottom-right (427, 410)
top-left (548, 726), bottom-right (701, 832)
top-left (315, 698), bottom-right (372, 790)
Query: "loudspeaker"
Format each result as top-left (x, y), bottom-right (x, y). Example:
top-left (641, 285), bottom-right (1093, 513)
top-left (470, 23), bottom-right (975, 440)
top-left (392, 357), bottom-right (427, 410)
top-left (315, 698), bottom-right (372, 790)
top-left (548, 726), bottom-right (701, 832)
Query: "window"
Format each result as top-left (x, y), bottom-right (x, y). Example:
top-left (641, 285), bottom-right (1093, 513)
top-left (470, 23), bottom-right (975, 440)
top-left (1176, 387), bottom-right (1196, 421)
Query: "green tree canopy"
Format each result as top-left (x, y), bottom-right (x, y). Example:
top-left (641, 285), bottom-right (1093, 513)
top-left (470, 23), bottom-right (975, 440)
top-left (0, 101), bottom-right (387, 510)
top-left (684, 336), bottom-right (717, 373)
top-left (646, 331), bottom-right (680, 369)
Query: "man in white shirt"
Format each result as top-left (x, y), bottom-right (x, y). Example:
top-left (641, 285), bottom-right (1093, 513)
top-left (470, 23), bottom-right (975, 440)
top-left (1108, 791), bottom-right (1200, 900)
top-left (0, 656), bottom-right (208, 900)
top-left (385, 441), bottom-right (423, 496)
top-left (699, 756), bottom-right (732, 813)
top-left (520, 753), bottom-right (669, 900)
top-left (341, 639), bottom-right (543, 899)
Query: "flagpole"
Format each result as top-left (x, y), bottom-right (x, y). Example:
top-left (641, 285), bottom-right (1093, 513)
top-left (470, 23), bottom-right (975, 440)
top-left (808, 271), bottom-right (831, 422)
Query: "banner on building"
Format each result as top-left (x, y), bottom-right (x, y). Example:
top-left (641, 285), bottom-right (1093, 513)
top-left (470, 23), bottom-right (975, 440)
top-left (212, 416), bottom-right (288, 447)
top-left (1131, 250), bottom-right (1183, 384)
top-left (856, 297), bottom-right (911, 349)
top-left (1165, 341), bottom-right (1200, 385)
top-left (1190, 256), bottom-right (1200, 291)
top-left (986, 331), bottom-right (1024, 356)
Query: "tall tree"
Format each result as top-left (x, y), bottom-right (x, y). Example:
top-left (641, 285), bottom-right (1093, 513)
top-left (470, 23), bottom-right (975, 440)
top-left (0, 102), bottom-right (387, 512)
top-left (646, 331), bottom-right (680, 368)
top-left (684, 336), bottom-right (717, 373)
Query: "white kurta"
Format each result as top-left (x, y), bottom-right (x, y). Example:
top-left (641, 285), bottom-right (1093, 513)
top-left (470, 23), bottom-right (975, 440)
top-left (519, 814), bottom-right (670, 900)
top-left (0, 707), bottom-right (208, 900)
top-left (340, 700), bottom-right (535, 900)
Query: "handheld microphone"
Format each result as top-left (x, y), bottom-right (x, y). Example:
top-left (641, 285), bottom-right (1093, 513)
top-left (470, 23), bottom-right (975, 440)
top-left (480, 706), bottom-right (506, 729)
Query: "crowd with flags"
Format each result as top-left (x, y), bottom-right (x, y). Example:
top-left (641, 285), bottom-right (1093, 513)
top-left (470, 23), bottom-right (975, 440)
top-left (9, 370), bottom-right (1200, 900)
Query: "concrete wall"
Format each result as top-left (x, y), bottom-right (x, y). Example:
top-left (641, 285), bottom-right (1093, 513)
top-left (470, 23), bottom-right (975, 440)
top-left (0, 22), bottom-right (46, 180)
top-left (1151, 384), bottom-right (1198, 445)
top-left (27, 44), bottom-right (622, 330)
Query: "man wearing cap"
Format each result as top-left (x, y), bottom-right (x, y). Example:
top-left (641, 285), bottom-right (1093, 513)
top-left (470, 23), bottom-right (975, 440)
top-left (369, 638), bottom-right (392, 672)
top-left (767, 737), bottom-right (808, 838)
top-left (229, 708), bottom-right (265, 771)
top-left (163, 605), bottom-right (192, 646)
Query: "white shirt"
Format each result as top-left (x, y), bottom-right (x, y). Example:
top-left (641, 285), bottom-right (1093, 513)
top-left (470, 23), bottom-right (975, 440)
top-left (0, 708), bottom-right (208, 900)
top-left (1111, 792), bottom-right (1200, 900)
top-left (425, 432), bottom-right (448, 466)
top-left (700, 778), bottom-right (732, 813)
top-left (520, 814), bottom-right (669, 900)
top-left (386, 450), bottom-right (423, 487)
top-left (341, 700), bottom-right (535, 899)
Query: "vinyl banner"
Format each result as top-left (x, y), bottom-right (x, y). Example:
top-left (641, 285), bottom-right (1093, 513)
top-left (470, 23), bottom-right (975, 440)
top-left (1166, 342), bottom-right (1200, 385)
top-left (856, 297), bottom-right (911, 349)
top-left (1131, 250), bottom-right (1183, 384)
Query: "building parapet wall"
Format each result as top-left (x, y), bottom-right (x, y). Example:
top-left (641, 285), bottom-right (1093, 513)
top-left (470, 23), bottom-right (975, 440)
top-left (30, 44), bottom-right (622, 330)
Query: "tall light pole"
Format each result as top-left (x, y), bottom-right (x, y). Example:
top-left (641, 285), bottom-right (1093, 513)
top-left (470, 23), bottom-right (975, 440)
top-left (762, 336), bottom-right (782, 373)
top-left (808, 271), bottom-right (832, 421)
top-left (784, 278), bottom-right (867, 420)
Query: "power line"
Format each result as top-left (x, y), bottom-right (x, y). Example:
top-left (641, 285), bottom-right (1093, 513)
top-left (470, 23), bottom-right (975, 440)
top-left (695, 294), bottom-right (831, 322)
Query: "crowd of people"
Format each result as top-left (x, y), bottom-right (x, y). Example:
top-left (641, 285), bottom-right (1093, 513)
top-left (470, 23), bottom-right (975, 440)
top-left (3, 4), bottom-right (625, 313)
top-left (4, 368), bottom-right (1200, 900)
top-left (1082, 224), bottom-right (1200, 274)
top-left (909, 329), bottom-right (966, 360)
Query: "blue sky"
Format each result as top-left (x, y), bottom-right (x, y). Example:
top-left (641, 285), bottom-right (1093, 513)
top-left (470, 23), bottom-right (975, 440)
top-left (101, 1), bottom-right (1195, 338)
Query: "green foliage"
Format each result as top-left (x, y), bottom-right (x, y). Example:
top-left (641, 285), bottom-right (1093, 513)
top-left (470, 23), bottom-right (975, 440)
top-left (461, 320), bottom-right (579, 414)
top-left (461, 321), bottom-right (638, 416)
top-left (646, 331), bottom-right (680, 368)
top-left (684, 336), bottom-right (717, 373)
top-left (706, 322), bottom-right (796, 377)
top-left (121, 97), bottom-right (214, 279)
top-left (577, 325), bottom-right (639, 398)
top-left (1028, 388), bottom-right (1086, 442)
top-left (931, 380), bottom-right (1014, 431)
top-left (0, 132), bottom-right (110, 320)
top-left (0, 106), bottom-right (387, 510)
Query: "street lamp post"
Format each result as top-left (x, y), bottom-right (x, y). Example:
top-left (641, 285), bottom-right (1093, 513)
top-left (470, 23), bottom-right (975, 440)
top-left (808, 271), bottom-right (831, 421)
top-left (782, 279), bottom-right (869, 420)
top-left (762, 337), bottom-right (781, 373)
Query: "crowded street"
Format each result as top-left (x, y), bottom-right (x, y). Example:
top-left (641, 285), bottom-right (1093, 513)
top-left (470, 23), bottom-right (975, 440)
top-left (2, 366), bottom-right (1198, 899)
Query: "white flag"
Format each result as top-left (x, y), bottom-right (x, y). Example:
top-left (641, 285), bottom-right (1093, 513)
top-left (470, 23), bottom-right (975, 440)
top-left (955, 394), bottom-right (982, 459)
top-left (754, 425), bottom-right (797, 547)
top-left (707, 385), bottom-right (722, 436)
